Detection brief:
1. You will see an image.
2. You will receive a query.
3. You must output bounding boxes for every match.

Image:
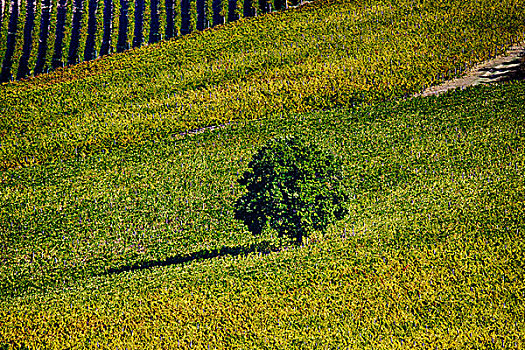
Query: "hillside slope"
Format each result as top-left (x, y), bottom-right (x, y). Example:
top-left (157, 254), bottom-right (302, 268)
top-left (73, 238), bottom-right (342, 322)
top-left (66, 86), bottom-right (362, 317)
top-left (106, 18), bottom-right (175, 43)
top-left (1, 0), bottom-right (524, 348)
top-left (1, 79), bottom-right (524, 349)
top-left (1, 0), bottom-right (524, 170)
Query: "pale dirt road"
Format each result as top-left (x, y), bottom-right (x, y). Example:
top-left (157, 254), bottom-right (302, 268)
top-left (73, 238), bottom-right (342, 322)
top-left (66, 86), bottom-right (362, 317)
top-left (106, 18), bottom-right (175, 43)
top-left (177, 43), bottom-right (525, 139)
top-left (415, 42), bottom-right (525, 97)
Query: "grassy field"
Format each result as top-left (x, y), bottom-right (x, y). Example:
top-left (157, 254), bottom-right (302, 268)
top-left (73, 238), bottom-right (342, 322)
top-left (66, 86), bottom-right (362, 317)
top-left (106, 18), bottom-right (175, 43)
top-left (1, 0), bottom-right (524, 348)
top-left (1, 0), bottom-right (524, 170)
top-left (1, 80), bottom-right (524, 348)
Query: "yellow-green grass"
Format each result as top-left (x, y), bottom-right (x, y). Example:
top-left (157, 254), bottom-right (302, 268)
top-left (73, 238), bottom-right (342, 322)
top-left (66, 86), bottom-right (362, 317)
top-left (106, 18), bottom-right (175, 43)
top-left (1, 80), bottom-right (524, 348)
top-left (1, 0), bottom-right (525, 170)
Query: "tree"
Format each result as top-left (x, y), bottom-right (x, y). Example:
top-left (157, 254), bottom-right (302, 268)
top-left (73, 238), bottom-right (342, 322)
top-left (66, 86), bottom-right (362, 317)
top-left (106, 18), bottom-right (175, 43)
top-left (99, 0), bottom-right (113, 56)
top-left (67, 0), bottom-right (84, 65)
top-left (0, 0), bottom-right (19, 82)
top-left (116, 0), bottom-right (129, 52)
top-left (149, 0), bottom-right (160, 43)
top-left (34, 0), bottom-right (52, 75)
top-left (180, 0), bottom-right (190, 35)
top-left (234, 135), bottom-right (349, 246)
top-left (83, 0), bottom-right (98, 61)
top-left (51, 0), bottom-right (68, 69)
top-left (17, 0), bottom-right (36, 79)
top-left (132, 0), bottom-right (144, 48)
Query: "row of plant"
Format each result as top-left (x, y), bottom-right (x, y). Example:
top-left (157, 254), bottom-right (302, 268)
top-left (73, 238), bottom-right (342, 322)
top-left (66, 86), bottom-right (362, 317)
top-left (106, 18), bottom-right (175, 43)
top-left (0, 80), bottom-right (524, 348)
top-left (1, 0), bottom-right (525, 170)
top-left (0, 0), bottom-right (298, 82)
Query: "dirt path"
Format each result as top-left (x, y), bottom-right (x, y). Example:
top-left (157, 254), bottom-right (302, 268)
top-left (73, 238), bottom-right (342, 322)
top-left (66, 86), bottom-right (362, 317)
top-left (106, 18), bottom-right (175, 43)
top-left (415, 42), bottom-right (525, 97)
top-left (176, 43), bottom-right (525, 139)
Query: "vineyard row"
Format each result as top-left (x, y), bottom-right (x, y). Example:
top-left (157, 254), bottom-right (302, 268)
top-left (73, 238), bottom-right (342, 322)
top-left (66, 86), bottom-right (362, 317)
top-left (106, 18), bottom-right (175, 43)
top-left (0, 0), bottom-right (298, 81)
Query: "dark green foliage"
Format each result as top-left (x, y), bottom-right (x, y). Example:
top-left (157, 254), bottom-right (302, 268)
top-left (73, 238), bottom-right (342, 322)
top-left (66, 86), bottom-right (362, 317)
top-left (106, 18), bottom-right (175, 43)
top-left (258, 0), bottom-right (269, 14)
top-left (212, 0), bottom-right (223, 27)
top-left (243, 0), bottom-right (254, 17)
top-left (165, 0), bottom-right (176, 38)
top-left (228, 0), bottom-right (238, 22)
top-left (274, 0), bottom-right (285, 11)
top-left (234, 135), bottom-right (349, 245)
top-left (0, 343), bottom-right (31, 350)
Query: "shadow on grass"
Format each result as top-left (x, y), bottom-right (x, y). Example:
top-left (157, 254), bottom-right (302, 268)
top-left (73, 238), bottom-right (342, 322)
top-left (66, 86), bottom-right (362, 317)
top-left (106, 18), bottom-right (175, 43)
top-left (101, 240), bottom-right (281, 276)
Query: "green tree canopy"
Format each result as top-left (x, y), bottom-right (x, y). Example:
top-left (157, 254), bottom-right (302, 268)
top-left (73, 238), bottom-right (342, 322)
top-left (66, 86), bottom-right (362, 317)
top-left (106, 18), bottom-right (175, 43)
top-left (234, 135), bottom-right (349, 245)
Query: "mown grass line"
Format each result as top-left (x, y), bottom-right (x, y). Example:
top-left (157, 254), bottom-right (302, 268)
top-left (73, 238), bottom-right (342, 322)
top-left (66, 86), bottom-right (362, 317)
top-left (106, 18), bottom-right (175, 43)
top-left (1, 0), bottom-right (524, 170)
top-left (0, 80), bottom-right (523, 348)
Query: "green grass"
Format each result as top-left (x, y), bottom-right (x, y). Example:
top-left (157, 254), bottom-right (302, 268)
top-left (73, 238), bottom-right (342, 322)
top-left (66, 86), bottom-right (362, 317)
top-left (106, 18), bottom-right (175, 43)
top-left (1, 0), bottom-right (524, 170)
top-left (1, 80), bottom-right (524, 348)
top-left (1, 0), bottom-right (524, 347)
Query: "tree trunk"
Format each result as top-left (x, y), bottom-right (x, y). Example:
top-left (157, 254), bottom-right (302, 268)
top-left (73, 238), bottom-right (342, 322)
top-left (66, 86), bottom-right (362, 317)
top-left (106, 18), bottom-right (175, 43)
top-left (243, 0), bottom-right (254, 18)
top-left (132, 0), bottom-right (144, 48)
top-left (148, 0), bottom-right (159, 43)
top-left (34, 0), bottom-right (51, 74)
top-left (212, 0), bottom-right (223, 26)
top-left (164, 0), bottom-right (174, 38)
top-left (116, 0), bottom-right (129, 52)
top-left (83, 0), bottom-right (98, 61)
top-left (67, 0), bottom-right (84, 65)
top-left (99, 0), bottom-right (112, 56)
top-left (227, 0), bottom-right (237, 22)
top-left (0, 0), bottom-right (19, 82)
top-left (51, 0), bottom-right (68, 69)
top-left (196, 0), bottom-right (205, 31)
top-left (17, 0), bottom-right (36, 79)
top-left (258, 0), bottom-right (268, 14)
top-left (180, 0), bottom-right (190, 35)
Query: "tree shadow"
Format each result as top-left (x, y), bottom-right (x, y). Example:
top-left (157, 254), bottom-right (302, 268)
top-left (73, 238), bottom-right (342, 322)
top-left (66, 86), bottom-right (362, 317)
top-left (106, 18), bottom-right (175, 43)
top-left (100, 240), bottom-right (280, 276)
